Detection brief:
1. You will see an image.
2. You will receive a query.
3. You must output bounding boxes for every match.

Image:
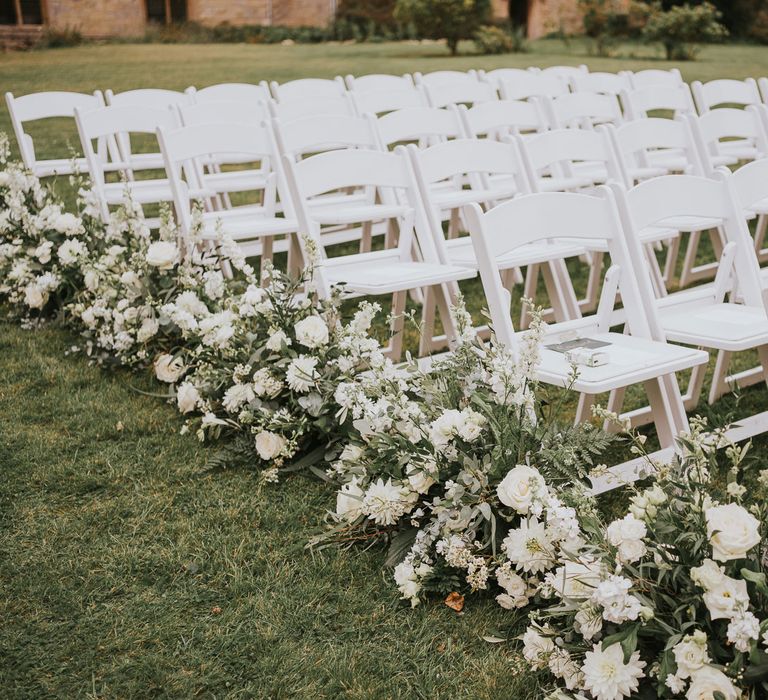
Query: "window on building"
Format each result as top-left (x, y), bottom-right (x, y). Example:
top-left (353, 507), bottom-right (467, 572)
top-left (146, 0), bottom-right (187, 24)
top-left (0, 0), bottom-right (44, 25)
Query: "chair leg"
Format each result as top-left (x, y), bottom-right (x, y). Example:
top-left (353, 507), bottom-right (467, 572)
top-left (287, 234), bottom-right (303, 280)
top-left (644, 243), bottom-right (667, 298)
top-left (432, 282), bottom-right (460, 351)
top-left (581, 251), bottom-right (604, 314)
top-left (447, 208), bottom-right (460, 239)
top-left (679, 230), bottom-right (701, 288)
top-left (359, 220), bottom-right (373, 254)
top-left (663, 235), bottom-right (681, 287)
top-left (575, 393), bottom-right (597, 425)
top-left (260, 236), bottom-right (274, 282)
top-left (754, 214), bottom-right (768, 263)
top-left (542, 259), bottom-right (581, 322)
top-left (645, 377), bottom-right (677, 449)
top-left (418, 286), bottom-right (436, 358)
top-left (708, 350), bottom-right (733, 405)
top-left (388, 290), bottom-right (407, 362)
top-left (520, 264), bottom-right (540, 329)
top-left (604, 387), bottom-right (626, 433)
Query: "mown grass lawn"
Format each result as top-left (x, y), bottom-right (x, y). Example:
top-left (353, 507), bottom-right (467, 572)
top-left (3, 40), bottom-right (768, 699)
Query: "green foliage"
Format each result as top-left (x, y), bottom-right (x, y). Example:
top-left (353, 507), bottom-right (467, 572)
top-left (580, 0), bottom-right (652, 56)
top-left (474, 24), bottom-right (528, 54)
top-left (642, 1), bottom-right (728, 60)
top-left (394, 0), bottom-right (492, 55)
top-left (37, 27), bottom-right (85, 49)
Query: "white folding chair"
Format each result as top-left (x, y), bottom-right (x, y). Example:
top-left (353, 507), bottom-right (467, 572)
top-left (186, 82), bottom-right (271, 104)
top-left (75, 104), bottom-right (178, 222)
top-left (408, 138), bottom-right (585, 330)
top-left (269, 76), bottom-right (347, 101)
top-left (688, 106), bottom-right (768, 169)
top-left (413, 70), bottom-right (480, 88)
top-left (281, 148), bottom-right (476, 359)
top-left (5, 90), bottom-right (105, 177)
top-left (544, 91), bottom-right (623, 130)
top-left (463, 189), bottom-right (707, 492)
top-left (731, 157), bottom-right (768, 266)
top-left (158, 122), bottom-right (297, 272)
top-left (605, 117), bottom-right (706, 292)
top-left (459, 99), bottom-right (549, 140)
top-left (486, 70), bottom-right (568, 102)
top-left (267, 93), bottom-right (357, 121)
top-left (610, 172), bottom-right (768, 443)
top-left (346, 73), bottom-right (428, 115)
top-left (571, 71), bottom-right (632, 97)
top-left (103, 88), bottom-right (191, 172)
top-left (624, 68), bottom-right (684, 89)
top-left (620, 83), bottom-right (696, 120)
top-left (691, 78), bottom-right (761, 114)
top-left (535, 64), bottom-right (588, 81)
top-left (374, 106), bottom-right (464, 150)
top-left (423, 80), bottom-right (498, 109)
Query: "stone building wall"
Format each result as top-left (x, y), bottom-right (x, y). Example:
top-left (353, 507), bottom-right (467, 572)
top-left (45, 0), bottom-right (147, 37)
top-left (528, 0), bottom-right (584, 39)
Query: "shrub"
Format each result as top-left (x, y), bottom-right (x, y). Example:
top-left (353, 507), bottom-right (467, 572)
top-left (642, 1), bottom-right (728, 61)
top-left (38, 27), bottom-right (84, 49)
top-left (394, 0), bottom-right (492, 55)
top-left (473, 25), bottom-right (514, 54)
top-left (580, 0), bottom-right (653, 56)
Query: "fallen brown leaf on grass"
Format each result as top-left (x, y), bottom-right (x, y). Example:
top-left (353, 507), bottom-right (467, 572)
top-left (444, 592), bottom-right (464, 612)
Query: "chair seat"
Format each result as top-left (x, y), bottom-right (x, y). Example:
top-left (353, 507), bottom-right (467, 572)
top-left (654, 214), bottom-right (723, 232)
top-left (323, 254), bottom-right (476, 295)
top-left (445, 237), bottom-right (587, 269)
top-left (746, 198), bottom-right (768, 216)
top-left (34, 157), bottom-right (90, 178)
top-left (312, 202), bottom-right (409, 226)
top-left (103, 179), bottom-right (172, 205)
top-left (659, 303), bottom-right (768, 351)
top-left (536, 331), bottom-right (708, 394)
top-left (200, 209), bottom-right (298, 239)
top-left (638, 225), bottom-right (679, 244)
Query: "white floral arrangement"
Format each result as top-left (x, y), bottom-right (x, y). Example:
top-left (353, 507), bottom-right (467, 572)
top-left (68, 202), bottom-right (253, 368)
top-left (319, 305), bottom-right (615, 608)
top-left (0, 135), bottom-right (93, 322)
top-left (173, 263), bottom-right (385, 482)
top-left (522, 418), bottom-right (768, 699)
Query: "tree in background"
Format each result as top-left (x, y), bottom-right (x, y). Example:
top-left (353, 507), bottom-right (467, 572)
top-left (642, 1), bottom-right (728, 59)
top-left (394, 0), bottom-right (492, 55)
top-left (336, 0), bottom-right (399, 37)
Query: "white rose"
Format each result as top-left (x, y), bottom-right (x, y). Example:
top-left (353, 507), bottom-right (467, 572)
top-left (294, 315), bottom-right (330, 349)
top-left (336, 478), bottom-right (364, 522)
top-left (686, 666), bottom-right (739, 700)
top-left (254, 430), bottom-right (286, 461)
top-left (606, 513), bottom-right (648, 564)
top-left (24, 284), bottom-right (45, 309)
top-left (705, 503), bottom-right (761, 562)
top-left (146, 241), bottom-right (178, 270)
top-left (692, 559), bottom-right (750, 621)
top-left (266, 329), bottom-right (290, 352)
top-left (154, 353), bottom-right (185, 383)
top-left (176, 382), bottom-right (200, 414)
top-left (406, 466), bottom-right (435, 495)
top-left (673, 632), bottom-right (710, 679)
top-left (497, 465), bottom-right (547, 514)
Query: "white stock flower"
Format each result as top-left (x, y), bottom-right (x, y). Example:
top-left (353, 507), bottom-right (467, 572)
top-left (222, 383), bottom-right (255, 413)
top-left (673, 631), bottom-right (710, 679)
top-left (685, 666), bottom-right (739, 700)
top-left (393, 559), bottom-right (431, 606)
top-left (146, 241), bottom-right (179, 269)
top-left (53, 212), bottom-right (82, 235)
top-left (294, 315), bottom-right (330, 349)
top-left (176, 381), bottom-right (200, 414)
top-left (522, 625), bottom-right (555, 670)
top-left (336, 478), bottom-right (364, 523)
top-left (428, 407), bottom-right (485, 453)
top-left (495, 567), bottom-right (531, 609)
top-left (286, 355), bottom-right (319, 393)
top-left (254, 430), bottom-right (286, 461)
top-left (57, 238), bottom-right (86, 265)
top-left (252, 368), bottom-right (282, 398)
top-left (605, 514), bottom-right (647, 564)
top-left (154, 354), bottom-right (185, 383)
top-left (581, 643), bottom-right (645, 700)
top-left (704, 502), bottom-right (761, 562)
top-left (496, 464), bottom-right (548, 515)
top-left (726, 611), bottom-right (760, 652)
top-left (34, 240), bottom-right (53, 264)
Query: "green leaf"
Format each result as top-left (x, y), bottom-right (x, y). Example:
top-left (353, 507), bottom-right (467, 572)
top-left (741, 568), bottom-right (768, 598)
top-left (384, 527), bottom-right (418, 568)
top-left (601, 623), bottom-right (639, 662)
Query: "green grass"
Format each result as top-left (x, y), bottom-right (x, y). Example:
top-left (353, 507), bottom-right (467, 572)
top-left (3, 40), bottom-right (768, 698)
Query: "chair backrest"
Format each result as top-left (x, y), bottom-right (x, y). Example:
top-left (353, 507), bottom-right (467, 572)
top-left (494, 71), bottom-right (569, 101)
top-left (687, 106), bottom-right (768, 173)
top-left (516, 128), bottom-right (619, 191)
top-left (459, 99), bottom-right (548, 139)
top-left (626, 68), bottom-right (683, 89)
top-left (272, 113), bottom-right (380, 158)
top-left (281, 147), bottom-right (438, 294)
top-left (269, 77), bottom-right (347, 101)
top-left (571, 71), bottom-right (632, 96)
top-left (374, 106), bottom-right (463, 149)
top-left (545, 91), bottom-right (623, 129)
top-left (413, 70), bottom-right (480, 88)
top-left (345, 73), bottom-right (414, 92)
top-left (177, 100), bottom-right (270, 127)
top-left (620, 84), bottom-right (695, 120)
top-left (158, 122), bottom-right (275, 235)
top-left (691, 78), bottom-right (761, 114)
top-left (5, 90), bottom-right (105, 172)
top-left (462, 188), bottom-right (655, 347)
top-left (267, 93), bottom-right (356, 121)
top-left (187, 82), bottom-right (271, 104)
top-left (424, 80), bottom-right (498, 109)
top-left (537, 64), bottom-right (588, 80)
top-left (611, 172), bottom-right (765, 309)
top-left (604, 117), bottom-right (703, 187)
top-left (350, 84), bottom-right (428, 116)
top-left (730, 159), bottom-right (768, 221)
top-left (105, 88), bottom-right (190, 109)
